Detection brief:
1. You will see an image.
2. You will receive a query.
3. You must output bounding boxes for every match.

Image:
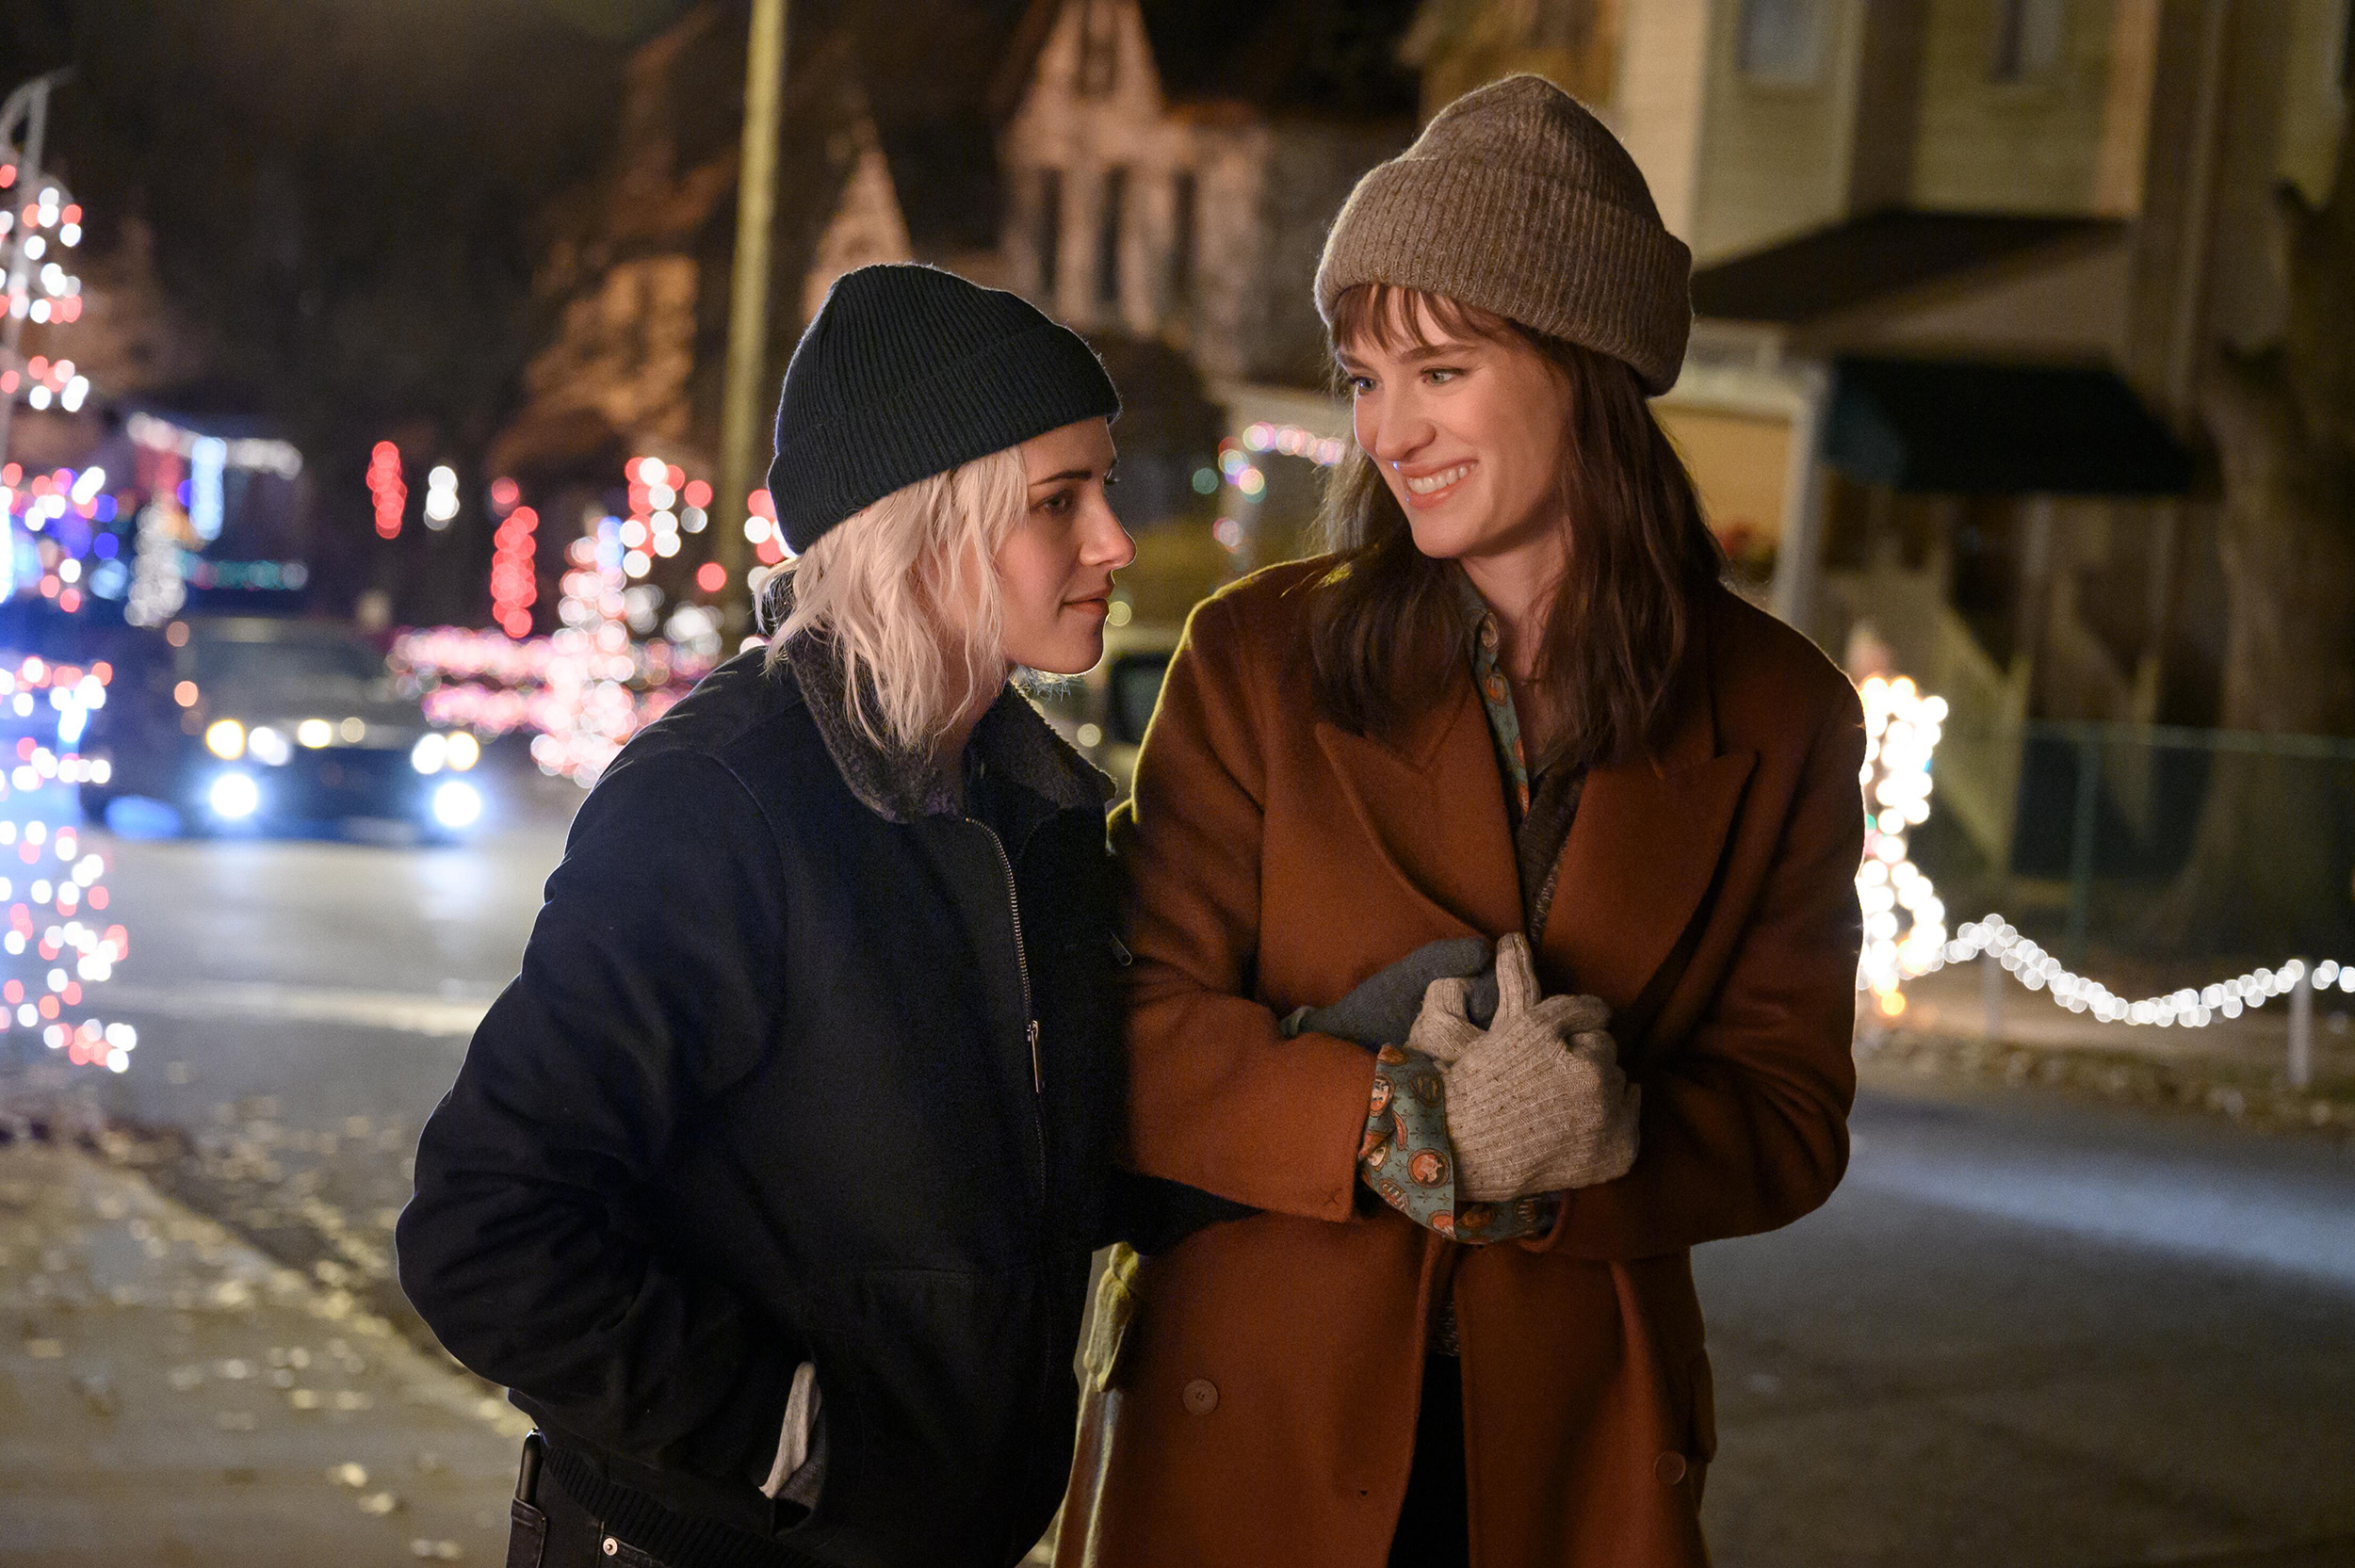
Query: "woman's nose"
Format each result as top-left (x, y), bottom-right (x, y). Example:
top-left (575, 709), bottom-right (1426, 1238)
top-left (1083, 500), bottom-right (1136, 571)
top-left (1357, 395), bottom-right (1430, 466)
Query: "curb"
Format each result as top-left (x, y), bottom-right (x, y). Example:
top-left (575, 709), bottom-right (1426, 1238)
top-left (1858, 1026), bottom-right (2355, 1143)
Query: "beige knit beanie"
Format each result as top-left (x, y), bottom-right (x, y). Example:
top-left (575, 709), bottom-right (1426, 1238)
top-left (1316, 74), bottom-right (1692, 396)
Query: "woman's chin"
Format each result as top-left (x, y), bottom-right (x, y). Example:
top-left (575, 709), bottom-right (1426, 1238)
top-left (1404, 510), bottom-right (1486, 562)
top-left (1011, 630), bottom-right (1105, 678)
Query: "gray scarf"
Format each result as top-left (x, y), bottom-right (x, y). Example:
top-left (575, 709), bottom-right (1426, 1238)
top-left (771, 623), bottom-right (1110, 825)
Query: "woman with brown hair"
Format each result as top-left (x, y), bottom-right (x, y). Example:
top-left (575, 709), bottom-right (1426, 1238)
top-left (1057, 77), bottom-right (1866, 1567)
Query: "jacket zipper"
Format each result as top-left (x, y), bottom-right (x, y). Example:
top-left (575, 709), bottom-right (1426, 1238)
top-left (971, 820), bottom-right (1047, 1206)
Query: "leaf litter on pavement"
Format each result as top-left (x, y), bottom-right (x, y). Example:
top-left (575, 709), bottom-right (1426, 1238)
top-left (0, 1092), bottom-right (524, 1560)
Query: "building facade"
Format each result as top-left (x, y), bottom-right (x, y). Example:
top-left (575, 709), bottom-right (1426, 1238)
top-left (1409, 0), bottom-right (2350, 883)
top-left (998, 0), bottom-right (1416, 389)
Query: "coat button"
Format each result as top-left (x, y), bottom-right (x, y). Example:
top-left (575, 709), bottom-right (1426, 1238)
top-left (1181, 1378), bottom-right (1219, 1415)
top-left (601, 1539), bottom-right (620, 1557)
top-left (1655, 1451), bottom-right (1688, 1486)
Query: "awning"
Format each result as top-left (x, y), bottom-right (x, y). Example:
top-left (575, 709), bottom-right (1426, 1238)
top-left (1824, 357), bottom-right (2195, 495)
top-left (1692, 211), bottom-right (2119, 325)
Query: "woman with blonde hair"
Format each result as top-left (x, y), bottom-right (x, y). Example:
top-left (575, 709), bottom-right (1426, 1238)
top-left (401, 264), bottom-right (1135, 1568)
top-left (1063, 77), bottom-right (1865, 1567)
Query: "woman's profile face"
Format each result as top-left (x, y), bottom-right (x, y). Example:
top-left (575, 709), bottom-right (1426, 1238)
top-left (997, 416), bottom-right (1133, 675)
top-left (1339, 297), bottom-right (1573, 573)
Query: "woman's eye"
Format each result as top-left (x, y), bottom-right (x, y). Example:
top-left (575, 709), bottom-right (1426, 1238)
top-left (1038, 491), bottom-right (1074, 514)
top-left (1345, 375), bottom-right (1374, 395)
top-left (1425, 366), bottom-right (1461, 384)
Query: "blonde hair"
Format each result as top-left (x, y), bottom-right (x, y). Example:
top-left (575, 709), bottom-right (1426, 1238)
top-left (768, 445), bottom-right (1030, 752)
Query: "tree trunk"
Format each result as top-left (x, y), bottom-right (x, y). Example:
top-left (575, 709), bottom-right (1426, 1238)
top-left (2159, 115), bottom-right (2355, 952)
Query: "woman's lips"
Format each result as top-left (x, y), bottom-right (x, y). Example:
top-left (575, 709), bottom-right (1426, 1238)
top-left (1398, 461), bottom-right (1472, 509)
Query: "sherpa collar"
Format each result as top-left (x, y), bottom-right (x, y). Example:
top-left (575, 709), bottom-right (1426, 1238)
top-left (775, 628), bottom-right (1112, 825)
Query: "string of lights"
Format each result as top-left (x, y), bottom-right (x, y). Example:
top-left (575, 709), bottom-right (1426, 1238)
top-left (395, 456), bottom-right (722, 786)
top-left (1856, 673), bottom-right (2350, 1029)
top-left (486, 477), bottom-right (539, 639)
top-left (4, 76), bottom-right (93, 486)
top-left (367, 441), bottom-right (406, 541)
top-left (422, 464), bottom-right (461, 530)
top-left (1, 180), bottom-right (83, 327)
top-left (740, 485), bottom-right (787, 574)
top-left (3, 458), bottom-right (130, 612)
top-left (0, 655), bottom-right (137, 1073)
top-left (1207, 419), bottom-right (1349, 555)
top-left (1, 352), bottom-right (87, 410)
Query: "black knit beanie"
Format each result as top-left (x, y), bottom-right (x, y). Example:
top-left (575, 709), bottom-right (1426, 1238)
top-left (768, 264), bottom-right (1121, 554)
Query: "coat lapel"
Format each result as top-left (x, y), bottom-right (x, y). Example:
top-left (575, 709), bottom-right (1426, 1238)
top-left (1541, 748), bottom-right (1756, 1019)
top-left (1539, 617), bottom-right (1757, 1024)
top-left (1312, 671), bottom-right (1524, 944)
top-left (1311, 596), bottom-right (1758, 1027)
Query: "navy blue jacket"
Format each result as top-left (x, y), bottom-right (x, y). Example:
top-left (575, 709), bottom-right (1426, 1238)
top-left (398, 642), bottom-right (1122, 1568)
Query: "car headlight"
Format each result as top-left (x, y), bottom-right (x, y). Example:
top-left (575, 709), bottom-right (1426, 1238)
top-left (296, 718), bottom-right (333, 749)
top-left (446, 732), bottom-right (480, 771)
top-left (430, 779), bottom-right (482, 831)
top-left (204, 719), bottom-right (245, 761)
top-left (411, 733), bottom-right (448, 775)
top-left (247, 726), bottom-right (292, 768)
top-left (208, 771), bottom-right (261, 820)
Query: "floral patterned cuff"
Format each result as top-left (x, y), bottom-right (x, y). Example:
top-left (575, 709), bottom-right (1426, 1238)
top-left (1359, 1045), bottom-right (1560, 1244)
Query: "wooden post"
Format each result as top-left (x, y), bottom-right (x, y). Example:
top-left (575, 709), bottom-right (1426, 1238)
top-left (715, 0), bottom-right (789, 635)
top-left (2063, 732), bottom-right (2103, 970)
top-left (2288, 961), bottom-right (2314, 1091)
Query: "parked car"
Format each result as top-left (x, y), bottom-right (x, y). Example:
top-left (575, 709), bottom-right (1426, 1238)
top-left (77, 616), bottom-right (488, 837)
top-left (1033, 618), bottom-right (1178, 800)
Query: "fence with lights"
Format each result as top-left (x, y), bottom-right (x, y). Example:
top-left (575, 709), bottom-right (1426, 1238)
top-left (1857, 672), bottom-right (2353, 1088)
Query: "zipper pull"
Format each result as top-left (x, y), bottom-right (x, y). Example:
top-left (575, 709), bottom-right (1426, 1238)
top-left (1028, 1018), bottom-right (1043, 1093)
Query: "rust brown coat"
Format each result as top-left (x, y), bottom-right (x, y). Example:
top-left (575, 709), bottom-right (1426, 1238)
top-left (1059, 559), bottom-right (1867, 1568)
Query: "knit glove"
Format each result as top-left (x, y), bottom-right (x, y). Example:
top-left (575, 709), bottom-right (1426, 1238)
top-left (1281, 938), bottom-right (1553, 1245)
top-left (1406, 933), bottom-right (1640, 1202)
top-left (1280, 936), bottom-right (1492, 1046)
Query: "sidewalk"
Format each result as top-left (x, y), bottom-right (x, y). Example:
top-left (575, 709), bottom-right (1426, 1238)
top-left (0, 1123), bottom-right (527, 1566)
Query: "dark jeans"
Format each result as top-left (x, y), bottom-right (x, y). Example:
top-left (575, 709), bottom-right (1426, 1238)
top-left (1389, 1355), bottom-right (1470, 1568)
top-left (512, 1460), bottom-right (666, 1568)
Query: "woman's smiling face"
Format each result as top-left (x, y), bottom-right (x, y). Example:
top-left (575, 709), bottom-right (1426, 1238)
top-left (1338, 294), bottom-right (1574, 571)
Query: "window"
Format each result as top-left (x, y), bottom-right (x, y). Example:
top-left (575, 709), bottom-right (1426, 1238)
top-left (1097, 166), bottom-right (1128, 312)
top-left (1078, 0), bottom-right (1119, 97)
top-left (1169, 170), bottom-right (1197, 303)
top-left (1990, 0), bottom-right (2067, 84)
top-left (1737, 0), bottom-right (1827, 86)
top-left (1033, 167), bottom-right (1063, 304)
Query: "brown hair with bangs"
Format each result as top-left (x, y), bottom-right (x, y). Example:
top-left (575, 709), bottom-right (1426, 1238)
top-left (1311, 283), bottom-right (1724, 773)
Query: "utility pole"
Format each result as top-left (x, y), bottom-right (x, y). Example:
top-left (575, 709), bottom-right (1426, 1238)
top-left (715, 0), bottom-right (788, 634)
top-left (0, 72), bottom-right (71, 479)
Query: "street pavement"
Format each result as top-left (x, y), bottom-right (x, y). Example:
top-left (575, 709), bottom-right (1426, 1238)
top-left (0, 1131), bottom-right (528, 1566)
top-left (1699, 1075), bottom-right (2355, 1566)
top-left (0, 762), bottom-right (2347, 1564)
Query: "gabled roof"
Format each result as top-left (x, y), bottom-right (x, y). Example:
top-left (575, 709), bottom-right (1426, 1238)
top-left (990, 0), bottom-right (1421, 124)
top-left (1145, 0), bottom-right (1421, 121)
top-left (1692, 211), bottom-right (2122, 326)
top-left (847, 0), bottom-right (1031, 249)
